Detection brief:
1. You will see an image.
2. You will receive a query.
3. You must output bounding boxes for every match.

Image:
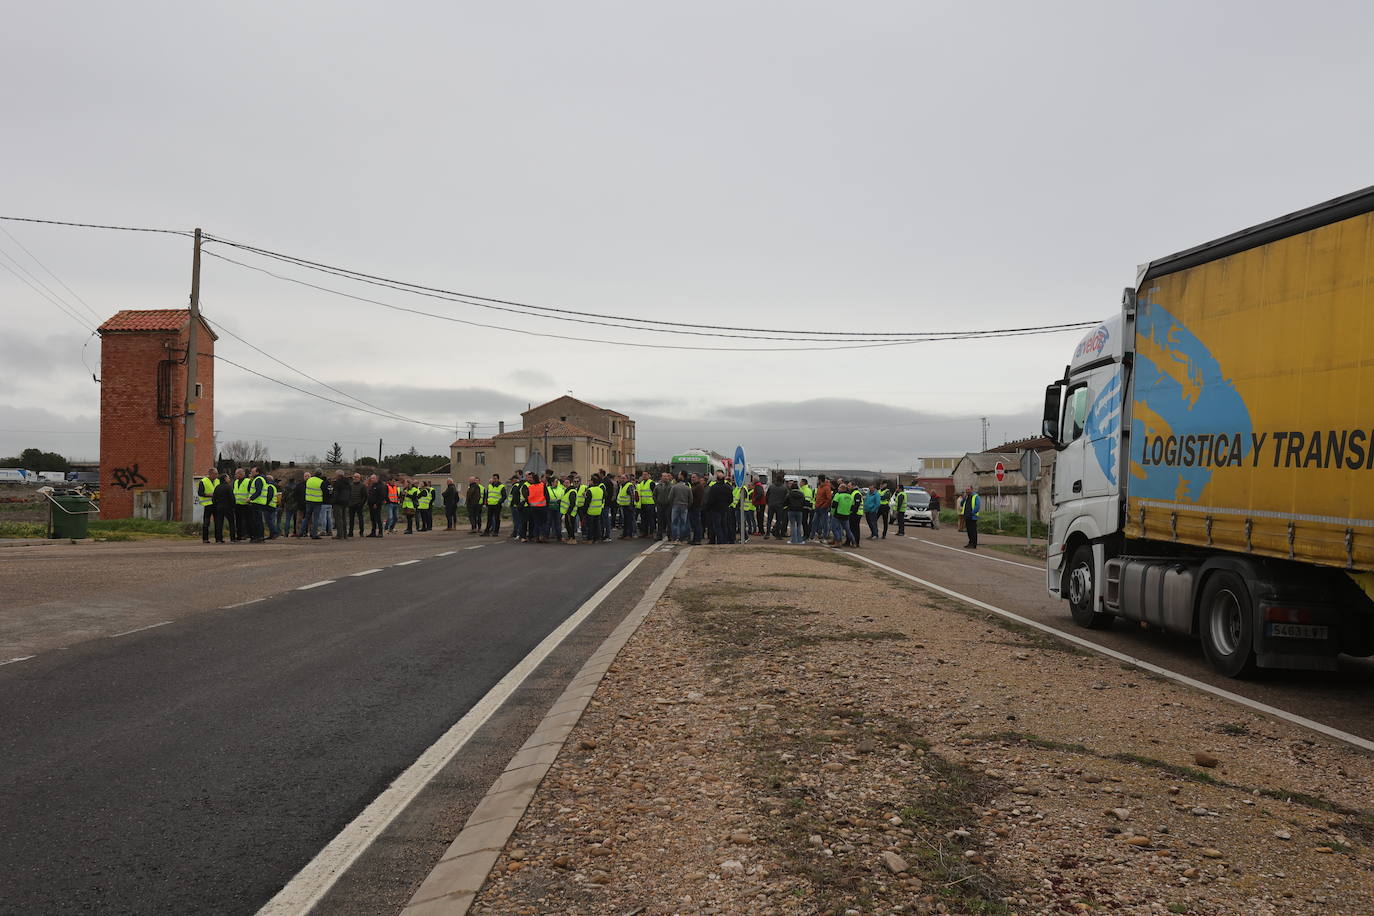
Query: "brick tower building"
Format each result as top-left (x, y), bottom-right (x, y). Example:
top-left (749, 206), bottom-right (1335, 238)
top-left (96, 309), bottom-right (216, 520)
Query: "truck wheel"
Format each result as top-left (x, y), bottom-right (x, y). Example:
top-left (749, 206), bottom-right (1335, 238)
top-left (1067, 544), bottom-right (1111, 629)
top-left (1199, 571), bottom-right (1256, 677)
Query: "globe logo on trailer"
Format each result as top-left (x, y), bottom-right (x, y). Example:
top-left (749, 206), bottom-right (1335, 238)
top-left (1130, 299), bottom-right (1251, 501)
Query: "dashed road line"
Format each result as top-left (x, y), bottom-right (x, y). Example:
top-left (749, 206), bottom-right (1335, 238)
top-left (108, 621), bottom-right (173, 639)
top-left (463, 545), bottom-right (484, 550)
top-left (221, 597), bottom-right (267, 609)
top-left (351, 569), bottom-right (383, 577)
top-left (393, 560), bottom-right (421, 567)
top-left (844, 552), bottom-right (1374, 755)
top-left (297, 580), bottom-right (336, 590)
top-left (1, 656), bottom-right (35, 667)
top-left (435, 550), bottom-right (457, 557)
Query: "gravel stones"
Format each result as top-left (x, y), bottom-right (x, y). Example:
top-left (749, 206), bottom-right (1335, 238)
top-left (467, 548), bottom-right (1374, 915)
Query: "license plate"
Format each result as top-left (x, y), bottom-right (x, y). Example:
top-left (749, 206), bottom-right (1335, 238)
top-left (1267, 623), bottom-right (1329, 640)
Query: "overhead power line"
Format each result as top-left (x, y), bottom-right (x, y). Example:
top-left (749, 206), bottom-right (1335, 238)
top-left (0, 226), bottom-right (104, 325)
top-left (203, 249), bottom-right (1085, 353)
top-left (202, 233), bottom-right (1096, 341)
top-left (0, 247), bottom-right (94, 333)
top-left (203, 315), bottom-right (465, 431)
top-left (0, 215), bottom-right (190, 236)
top-left (209, 354), bottom-right (467, 430)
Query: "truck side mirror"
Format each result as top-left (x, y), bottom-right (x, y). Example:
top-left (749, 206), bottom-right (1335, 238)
top-left (1042, 384), bottom-right (1062, 444)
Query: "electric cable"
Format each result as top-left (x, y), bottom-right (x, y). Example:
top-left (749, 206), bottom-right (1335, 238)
top-left (0, 215), bottom-right (190, 236)
top-left (210, 353), bottom-right (483, 432)
top-left (204, 233), bottom-right (1096, 340)
top-left (0, 251), bottom-right (94, 333)
top-left (202, 249), bottom-right (1077, 352)
top-left (202, 314), bottom-right (463, 430)
top-left (0, 226), bottom-right (105, 325)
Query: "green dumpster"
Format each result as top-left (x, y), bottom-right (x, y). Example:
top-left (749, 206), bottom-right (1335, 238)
top-left (51, 494), bottom-right (93, 539)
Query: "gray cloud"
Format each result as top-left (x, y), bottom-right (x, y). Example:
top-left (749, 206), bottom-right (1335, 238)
top-left (4, 2), bottom-right (1371, 474)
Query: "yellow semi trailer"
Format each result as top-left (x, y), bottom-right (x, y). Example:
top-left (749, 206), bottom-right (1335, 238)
top-left (1043, 186), bottom-right (1374, 675)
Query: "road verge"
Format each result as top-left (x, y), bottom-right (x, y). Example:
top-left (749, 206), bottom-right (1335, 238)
top-left (459, 545), bottom-right (1374, 915)
top-left (399, 546), bottom-right (692, 915)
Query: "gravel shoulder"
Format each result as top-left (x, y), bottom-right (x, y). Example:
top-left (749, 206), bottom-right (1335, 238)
top-left (469, 545), bottom-right (1374, 915)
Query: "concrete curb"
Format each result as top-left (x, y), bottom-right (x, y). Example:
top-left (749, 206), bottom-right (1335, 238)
top-left (0, 538), bottom-right (69, 549)
top-left (399, 546), bottom-right (692, 916)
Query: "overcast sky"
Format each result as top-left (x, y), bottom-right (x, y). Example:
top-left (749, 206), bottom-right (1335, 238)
top-left (3, 2), bottom-right (1372, 471)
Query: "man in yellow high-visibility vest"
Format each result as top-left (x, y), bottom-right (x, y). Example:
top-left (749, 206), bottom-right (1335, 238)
top-left (231, 468), bottom-right (251, 542)
top-left (199, 465), bottom-right (223, 544)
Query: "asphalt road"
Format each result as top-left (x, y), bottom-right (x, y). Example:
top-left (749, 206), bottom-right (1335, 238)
top-left (859, 524), bottom-right (1374, 745)
top-left (0, 537), bottom-right (646, 915)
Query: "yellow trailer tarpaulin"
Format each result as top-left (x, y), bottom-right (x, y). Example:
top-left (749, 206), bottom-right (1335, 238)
top-left (1126, 211), bottom-right (1374, 571)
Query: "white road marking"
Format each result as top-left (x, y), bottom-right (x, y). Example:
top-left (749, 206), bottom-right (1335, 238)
top-left (108, 620), bottom-right (173, 638)
top-left (435, 551), bottom-right (457, 557)
top-left (393, 559), bottom-right (421, 566)
top-left (843, 552), bottom-right (1374, 755)
top-left (257, 541), bottom-right (661, 916)
top-left (350, 569), bottom-right (383, 577)
top-left (297, 580), bottom-right (336, 590)
top-left (905, 536), bottom-right (1043, 571)
top-left (463, 545), bottom-right (484, 550)
top-left (1, 656), bottom-right (35, 667)
top-left (221, 597), bottom-right (267, 609)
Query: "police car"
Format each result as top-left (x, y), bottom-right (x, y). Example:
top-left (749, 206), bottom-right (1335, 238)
top-left (899, 487), bottom-right (934, 527)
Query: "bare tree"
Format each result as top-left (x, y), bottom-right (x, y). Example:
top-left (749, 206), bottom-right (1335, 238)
top-left (221, 440), bottom-right (270, 465)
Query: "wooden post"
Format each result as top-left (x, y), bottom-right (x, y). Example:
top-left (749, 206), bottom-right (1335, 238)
top-left (180, 228), bottom-right (202, 522)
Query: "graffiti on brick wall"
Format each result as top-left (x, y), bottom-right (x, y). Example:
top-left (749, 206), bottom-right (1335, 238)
top-left (110, 464), bottom-right (148, 490)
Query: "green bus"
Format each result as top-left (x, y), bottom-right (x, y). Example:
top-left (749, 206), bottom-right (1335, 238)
top-left (670, 451), bottom-right (725, 479)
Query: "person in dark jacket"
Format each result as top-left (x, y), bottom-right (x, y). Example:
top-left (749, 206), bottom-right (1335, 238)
top-left (704, 469), bottom-right (733, 545)
top-left (688, 473), bottom-right (705, 545)
top-left (347, 472), bottom-right (367, 537)
top-left (331, 472), bottom-right (352, 540)
top-left (442, 478), bottom-right (460, 530)
top-left (211, 471), bottom-right (237, 542)
top-left (465, 477), bottom-right (483, 533)
top-left (785, 480), bottom-right (808, 544)
top-left (765, 476), bottom-right (789, 539)
top-left (366, 474), bottom-right (387, 537)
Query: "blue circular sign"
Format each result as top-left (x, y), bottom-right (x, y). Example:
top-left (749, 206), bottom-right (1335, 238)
top-left (733, 446), bottom-right (746, 486)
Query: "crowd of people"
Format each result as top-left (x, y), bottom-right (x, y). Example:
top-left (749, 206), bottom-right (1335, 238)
top-left (195, 464), bottom-right (970, 549)
top-left (195, 465), bottom-right (466, 543)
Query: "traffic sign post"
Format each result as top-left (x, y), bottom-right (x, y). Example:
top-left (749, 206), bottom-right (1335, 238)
top-left (1019, 450), bottom-right (1042, 549)
top-left (734, 446), bottom-right (747, 543)
top-left (994, 461), bottom-right (1005, 532)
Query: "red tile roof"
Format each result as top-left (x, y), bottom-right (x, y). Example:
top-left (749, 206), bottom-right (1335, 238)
top-left (98, 309), bottom-right (190, 333)
top-left (451, 438), bottom-right (496, 448)
top-left (97, 309), bottom-right (219, 339)
top-left (494, 418), bottom-right (607, 442)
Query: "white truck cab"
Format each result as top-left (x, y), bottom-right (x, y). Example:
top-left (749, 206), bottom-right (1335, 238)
top-left (1045, 298), bottom-right (1130, 627)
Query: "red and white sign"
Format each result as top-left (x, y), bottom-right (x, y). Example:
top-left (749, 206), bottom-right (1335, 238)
top-left (994, 461), bottom-right (1006, 482)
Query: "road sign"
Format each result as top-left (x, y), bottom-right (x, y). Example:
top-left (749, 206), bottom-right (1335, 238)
top-left (733, 446), bottom-right (746, 486)
top-left (994, 461), bottom-right (1006, 482)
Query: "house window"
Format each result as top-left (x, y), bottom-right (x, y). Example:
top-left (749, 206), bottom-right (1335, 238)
top-left (553, 445), bottom-right (573, 462)
top-left (514, 446), bottom-right (527, 463)
top-left (475, 452), bottom-right (486, 465)
top-left (611, 420), bottom-right (618, 434)
top-left (453, 453), bottom-right (462, 464)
